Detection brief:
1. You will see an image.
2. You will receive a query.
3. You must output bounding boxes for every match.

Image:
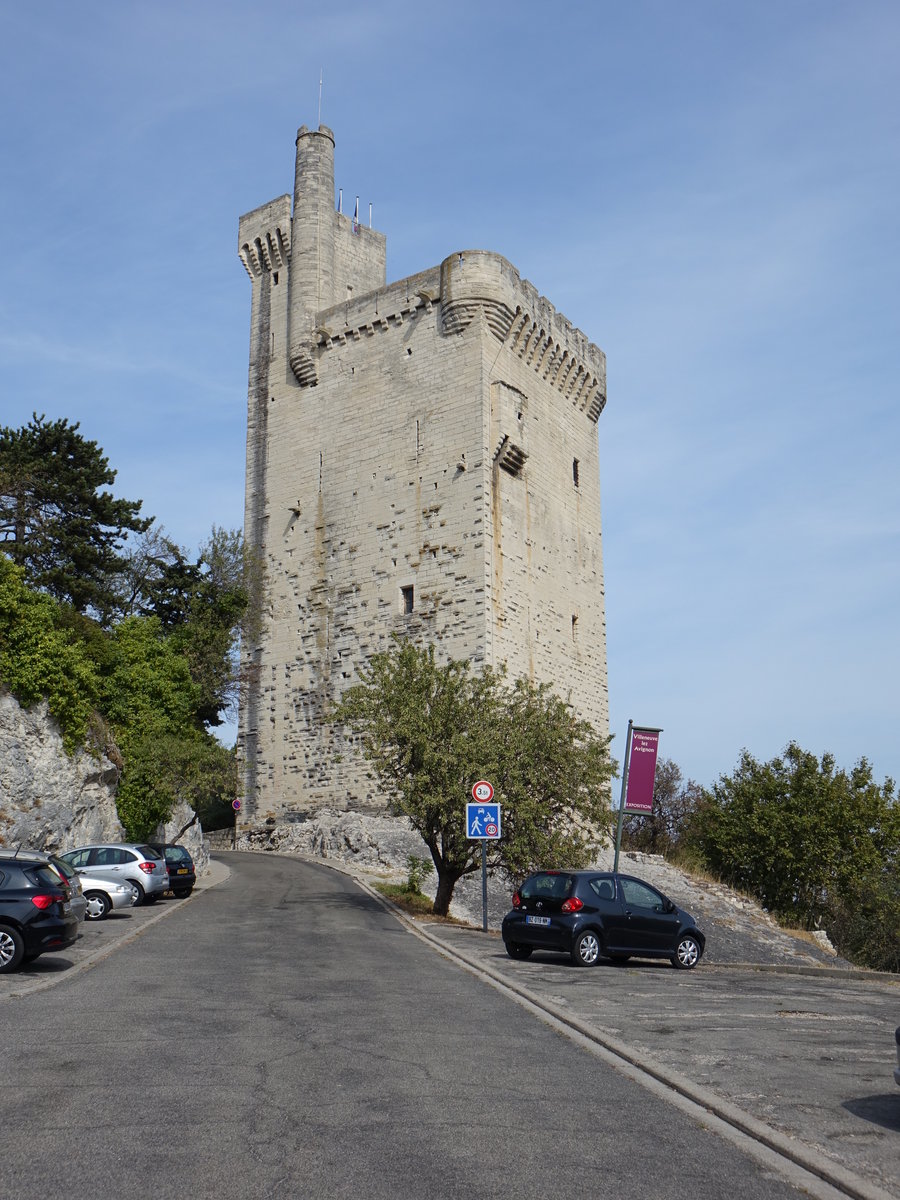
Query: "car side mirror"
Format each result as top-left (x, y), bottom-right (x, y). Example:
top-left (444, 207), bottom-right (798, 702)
top-left (664, 898), bottom-right (676, 914)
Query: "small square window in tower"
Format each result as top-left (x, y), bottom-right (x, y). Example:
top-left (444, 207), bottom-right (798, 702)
top-left (400, 585), bottom-right (415, 615)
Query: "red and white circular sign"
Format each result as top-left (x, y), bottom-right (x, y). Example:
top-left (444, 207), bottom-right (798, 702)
top-left (472, 780), bottom-right (494, 802)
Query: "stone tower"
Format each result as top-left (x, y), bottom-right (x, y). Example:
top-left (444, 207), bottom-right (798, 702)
top-left (237, 125), bottom-right (609, 828)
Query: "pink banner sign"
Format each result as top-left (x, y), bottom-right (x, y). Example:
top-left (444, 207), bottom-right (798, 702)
top-left (624, 727), bottom-right (661, 814)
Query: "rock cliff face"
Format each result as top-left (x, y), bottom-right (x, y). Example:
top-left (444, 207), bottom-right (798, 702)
top-left (0, 689), bottom-right (124, 852)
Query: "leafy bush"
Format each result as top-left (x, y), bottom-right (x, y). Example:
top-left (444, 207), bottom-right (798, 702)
top-left (0, 558), bottom-right (98, 752)
top-left (405, 855), bottom-right (434, 894)
top-left (680, 743), bottom-right (899, 973)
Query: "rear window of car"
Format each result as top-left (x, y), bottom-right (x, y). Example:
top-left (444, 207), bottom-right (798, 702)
top-left (136, 845), bottom-right (163, 859)
top-left (29, 865), bottom-right (67, 889)
top-left (50, 857), bottom-right (76, 881)
top-left (521, 873), bottom-right (576, 901)
top-left (164, 846), bottom-right (192, 863)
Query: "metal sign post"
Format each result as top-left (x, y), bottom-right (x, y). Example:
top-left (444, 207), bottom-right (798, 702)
top-left (231, 798), bottom-right (241, 850)
top-left (613, 721), bottom-right (633, 873)
top-left (466, 782), bottom-right (500, 931)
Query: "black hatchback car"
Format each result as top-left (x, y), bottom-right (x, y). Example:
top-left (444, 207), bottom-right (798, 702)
top-left (0, 853), bottom-right (80, 973)
top-left (148, 843), bottom-right (196, 898)
top-left (501, 870), bottom-right (705, 969)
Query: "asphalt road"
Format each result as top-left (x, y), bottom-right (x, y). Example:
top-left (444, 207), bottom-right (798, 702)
top-left (0, 853), bottom-right (896, 1200)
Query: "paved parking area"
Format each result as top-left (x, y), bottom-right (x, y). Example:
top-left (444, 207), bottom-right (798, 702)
top-left (0, 860), bottom-right (228, 999)
top-left (419, 922), bottom-right (900, 1199)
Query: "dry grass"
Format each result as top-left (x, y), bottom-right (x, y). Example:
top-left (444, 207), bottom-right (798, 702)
top-left (373, 882), bottom-right (472, 925)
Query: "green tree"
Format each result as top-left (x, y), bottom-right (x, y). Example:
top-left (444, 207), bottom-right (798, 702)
top-left (0, 413), bottom-right (151, 617)
top-left (0, 549), bottom-right (241, 839)
top-left (115, 731), bottom-right (237, 840)
top-left (333, 638), bottom-right (616, 915)
top-left (827, 866), bottom-right (900, 973)
top-left (686, 743), bottom-right (898, 931)
top-left (0, 557), bottom-right (99, 752)
top-left (110, 526), bottom-right (251, 728)
top-left (621, 758), bottom-right (703, 857)
top-left (97, 615), bottom-right (201, 737)
top-left (167, 527), bottom-right (251, 727)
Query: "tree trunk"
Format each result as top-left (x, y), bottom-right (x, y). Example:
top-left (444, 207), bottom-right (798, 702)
top-left (432, 870), bottom-right (461, 917)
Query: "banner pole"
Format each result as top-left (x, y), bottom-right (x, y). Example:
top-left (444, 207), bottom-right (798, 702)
top-left (613, 719), bottom-right (633, 873)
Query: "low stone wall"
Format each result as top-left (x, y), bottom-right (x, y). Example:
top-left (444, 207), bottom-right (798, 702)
top-left (207, 828), bottom-right (236, 851)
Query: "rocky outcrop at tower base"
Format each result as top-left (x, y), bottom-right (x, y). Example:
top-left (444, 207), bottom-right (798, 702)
top-left (0, 688), bottom-right (124, 852)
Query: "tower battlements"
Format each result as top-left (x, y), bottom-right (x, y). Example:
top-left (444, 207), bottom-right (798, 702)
top-left (238, 195), bottom-right (292, 279)
top-left (309, 252), bottom-right (607, 424)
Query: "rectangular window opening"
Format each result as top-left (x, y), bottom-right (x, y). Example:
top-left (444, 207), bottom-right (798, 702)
top-left (573, 458), bottom-right (580, 487)
top-left (571, 614), bottom-right (578, 641)
top-left (401, 585), bottom-right (415, 615)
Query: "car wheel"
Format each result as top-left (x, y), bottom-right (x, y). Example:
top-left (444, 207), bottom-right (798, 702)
top-left (0, 924), bottom-right (25, 974)
top-left (173, 889), bottom-right (193, 899)
top-left (571, 930), bottom-right (601, 967)
top-left (84, 891), bottom-right (111, 921)
top-left (505, 941), bottom-right (533, 960)
top-left (672, 934), bottom-right (702, 969)
top-left (129, 880), bottom-right (146, 906)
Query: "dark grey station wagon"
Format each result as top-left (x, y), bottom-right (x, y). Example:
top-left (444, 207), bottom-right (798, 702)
top-left (501, 870), bottom-right (705, 969)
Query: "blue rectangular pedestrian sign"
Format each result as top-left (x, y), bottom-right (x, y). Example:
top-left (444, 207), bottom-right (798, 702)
top-left (466, 802), bottom-right (501, 839)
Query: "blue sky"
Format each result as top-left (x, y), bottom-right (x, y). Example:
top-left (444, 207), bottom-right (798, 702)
top-left (2, 2), bottom-right (898, 792)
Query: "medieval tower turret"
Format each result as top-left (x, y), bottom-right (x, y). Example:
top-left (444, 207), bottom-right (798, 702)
top-left (237, 125), bottom-right (608, 827)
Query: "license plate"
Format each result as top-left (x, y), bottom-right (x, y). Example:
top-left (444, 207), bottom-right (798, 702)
top-left (526, 915), bottom-right (551, 926)
top-left (176, 868), bottom-right (188, 874)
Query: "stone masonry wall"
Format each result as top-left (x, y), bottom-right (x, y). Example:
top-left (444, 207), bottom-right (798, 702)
top-left (250, 286), bottom-right (489, 820)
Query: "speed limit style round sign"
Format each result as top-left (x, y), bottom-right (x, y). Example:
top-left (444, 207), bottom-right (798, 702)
top-left (472, 780), bottom-right (494, 803)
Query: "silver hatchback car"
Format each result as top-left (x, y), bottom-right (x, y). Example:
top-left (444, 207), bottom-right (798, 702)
top-left (59, 843), bottom-right (169, 906)
top-left (48, 855), bottom-right (136, 920)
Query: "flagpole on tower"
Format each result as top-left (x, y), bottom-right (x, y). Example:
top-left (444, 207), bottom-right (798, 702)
top-left (318, 69), bottom-right (324, 124)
